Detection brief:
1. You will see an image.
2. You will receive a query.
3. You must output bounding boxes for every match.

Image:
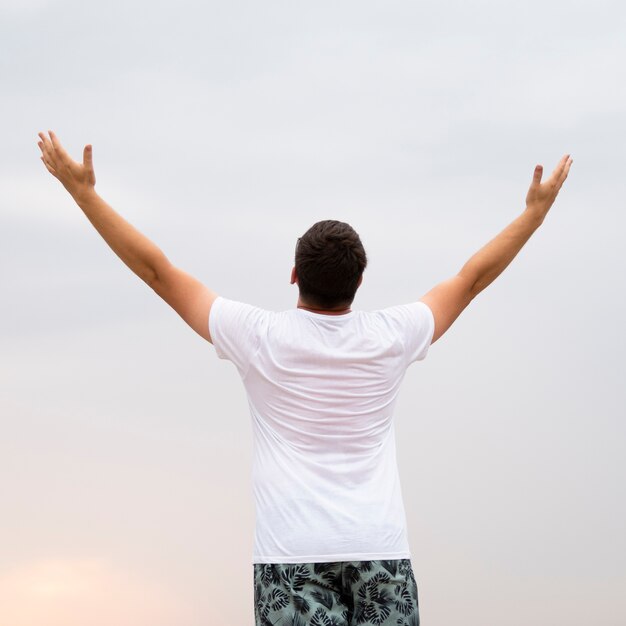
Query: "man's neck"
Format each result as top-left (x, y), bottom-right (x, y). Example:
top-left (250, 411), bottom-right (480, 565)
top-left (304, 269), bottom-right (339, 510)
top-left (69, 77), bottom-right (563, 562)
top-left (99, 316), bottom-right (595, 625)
top-left (296, 300), bottom-right (352, 316)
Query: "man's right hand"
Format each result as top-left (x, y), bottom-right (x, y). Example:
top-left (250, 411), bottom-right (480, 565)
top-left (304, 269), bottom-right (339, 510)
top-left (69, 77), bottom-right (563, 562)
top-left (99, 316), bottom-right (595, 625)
top-left (38, 130), bottom-right (96, 201)
top-left (525, 154), bottom-right (573, 223)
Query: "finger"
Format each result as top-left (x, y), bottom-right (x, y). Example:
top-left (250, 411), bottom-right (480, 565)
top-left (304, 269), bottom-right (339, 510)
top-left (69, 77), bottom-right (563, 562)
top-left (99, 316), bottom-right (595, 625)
top-left (38, 131), bottom-right (54, 156)
top-left (532, 164), bottom-right (543, 185)
top-left (558, 156), bottom-right (573, 185)
top-left (550, 154), bottom-right (570, 181)
top-left (48, 129), bottom-right (62, 150)
top-left (83, 144), bottom-right (93, 170)
top-left (48, 129), bottom-right (73, 162)
top-left (40, 155), bottom-right (58, 177)
top-left (38, 136), bottom-right (56, 168)
top-left (552, 154), bottom-right (572, 184)
top-left (41, 152), bottom-right (56, 169)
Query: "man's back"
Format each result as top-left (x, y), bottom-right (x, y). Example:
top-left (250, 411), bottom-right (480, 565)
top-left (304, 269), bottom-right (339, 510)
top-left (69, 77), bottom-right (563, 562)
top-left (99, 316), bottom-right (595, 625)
top-left (210, 296), bottom-right (434, 563)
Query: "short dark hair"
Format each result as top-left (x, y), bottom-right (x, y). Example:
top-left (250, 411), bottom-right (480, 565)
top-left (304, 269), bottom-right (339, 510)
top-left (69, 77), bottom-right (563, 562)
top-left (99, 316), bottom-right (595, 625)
top-left (295, 220), bottom-right (367, 309)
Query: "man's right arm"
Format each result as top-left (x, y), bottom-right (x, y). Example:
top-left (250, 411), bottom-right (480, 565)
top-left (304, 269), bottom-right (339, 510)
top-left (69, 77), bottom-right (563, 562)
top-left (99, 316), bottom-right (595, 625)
top-left (420, 154), bottom-right (573, 344)
top-left (38, 130), bottom-right (218, 343)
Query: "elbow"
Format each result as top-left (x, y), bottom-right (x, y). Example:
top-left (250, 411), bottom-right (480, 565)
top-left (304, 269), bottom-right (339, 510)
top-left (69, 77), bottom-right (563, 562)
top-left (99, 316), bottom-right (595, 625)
top-left (457, 271), bottom-right (481, 301)
top-left (143, 258), bottom-right (168, 291)
top-left (145, 253), bottom-right (173, 292)
top-left (143, 267), bottom-right (160, 290)
top-left (468, 279), bottom-right (483, 300)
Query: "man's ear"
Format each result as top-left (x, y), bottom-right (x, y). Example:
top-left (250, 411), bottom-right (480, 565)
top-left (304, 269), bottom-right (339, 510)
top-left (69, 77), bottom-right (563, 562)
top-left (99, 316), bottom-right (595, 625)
top-left (290, 266), bottom-right (297, 285)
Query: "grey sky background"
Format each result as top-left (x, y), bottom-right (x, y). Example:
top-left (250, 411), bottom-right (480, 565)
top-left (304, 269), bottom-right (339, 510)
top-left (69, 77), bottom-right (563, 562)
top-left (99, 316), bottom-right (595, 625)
top-left (1, 0), bottom-right (625, 624)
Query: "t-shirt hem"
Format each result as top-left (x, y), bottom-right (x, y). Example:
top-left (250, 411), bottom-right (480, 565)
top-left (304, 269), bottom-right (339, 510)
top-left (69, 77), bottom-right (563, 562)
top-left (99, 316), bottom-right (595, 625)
top-left (252, 550), bottom-right (412, 565)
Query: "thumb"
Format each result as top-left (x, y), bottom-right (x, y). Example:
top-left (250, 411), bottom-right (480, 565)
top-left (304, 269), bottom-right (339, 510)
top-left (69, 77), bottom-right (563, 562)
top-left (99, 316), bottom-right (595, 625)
top-left (83, 144), bottom-right (96, 186)
top-left (532, 164), bottom-right (543, 185)
top-left (83, 144), bottom-right (93, 170)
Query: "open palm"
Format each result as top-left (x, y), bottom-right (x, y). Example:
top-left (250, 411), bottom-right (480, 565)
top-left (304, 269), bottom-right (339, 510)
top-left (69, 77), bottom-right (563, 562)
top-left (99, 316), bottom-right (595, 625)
top-left (525, 153), bottom-right (573, 218)
top-left (38, 130), bottom-right (96, 197)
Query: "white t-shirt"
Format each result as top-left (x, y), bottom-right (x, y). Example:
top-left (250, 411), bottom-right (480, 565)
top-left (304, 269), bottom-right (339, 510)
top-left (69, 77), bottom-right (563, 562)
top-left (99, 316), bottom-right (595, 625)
top-left (209, 297), bottom-right (435, 564)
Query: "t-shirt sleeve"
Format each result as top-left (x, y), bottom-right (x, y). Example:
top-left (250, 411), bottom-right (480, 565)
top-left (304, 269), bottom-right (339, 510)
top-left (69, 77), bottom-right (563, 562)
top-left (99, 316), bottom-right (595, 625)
top-left (380, 301), bottom-right (435, 364)
top-left (208, 296), bottom-right (270, 376)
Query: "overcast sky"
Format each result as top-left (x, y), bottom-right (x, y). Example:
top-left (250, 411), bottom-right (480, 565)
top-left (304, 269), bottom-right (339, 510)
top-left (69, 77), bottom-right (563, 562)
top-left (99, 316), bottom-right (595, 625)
top-left (1, 1), bottom-right (625, 624)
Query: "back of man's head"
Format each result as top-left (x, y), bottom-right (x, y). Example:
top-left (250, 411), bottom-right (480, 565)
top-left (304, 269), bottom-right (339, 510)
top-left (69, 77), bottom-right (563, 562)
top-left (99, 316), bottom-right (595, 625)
top-left (295, 220), bottom-right (367, 309)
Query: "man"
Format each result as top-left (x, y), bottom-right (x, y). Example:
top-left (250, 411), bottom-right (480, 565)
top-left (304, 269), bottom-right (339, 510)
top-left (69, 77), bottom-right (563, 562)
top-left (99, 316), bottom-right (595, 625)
top-left (38, 130), bottom-right (572, 626)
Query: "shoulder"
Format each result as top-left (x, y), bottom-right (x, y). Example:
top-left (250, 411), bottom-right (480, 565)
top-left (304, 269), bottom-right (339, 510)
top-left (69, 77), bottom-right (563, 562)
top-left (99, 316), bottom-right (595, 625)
top-left (369, 302), bottom-right (435, 362)
top-left (370, 301), bottom-right (433, 328)
top-left (209, 297), bottom-right (276, 366)
top-left (209, 296), bottom-right (274, 337)
top-left (211, 296), bottom-right (273, 316)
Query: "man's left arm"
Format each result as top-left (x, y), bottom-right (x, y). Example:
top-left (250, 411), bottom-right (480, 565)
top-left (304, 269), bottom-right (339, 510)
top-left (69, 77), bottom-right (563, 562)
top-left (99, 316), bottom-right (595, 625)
top-left (420, 154), bottom-right (573, 344)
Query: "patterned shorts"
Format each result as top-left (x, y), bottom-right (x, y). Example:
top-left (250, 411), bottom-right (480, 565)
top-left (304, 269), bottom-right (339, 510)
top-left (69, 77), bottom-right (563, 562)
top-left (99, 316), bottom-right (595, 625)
top-left (253, 558), bottom-right (419, 625)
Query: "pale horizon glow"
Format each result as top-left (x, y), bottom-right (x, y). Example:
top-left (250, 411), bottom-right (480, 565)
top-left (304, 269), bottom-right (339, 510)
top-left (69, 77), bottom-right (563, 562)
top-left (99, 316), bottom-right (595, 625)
top-left (0, 559), bottom-right (196, 626)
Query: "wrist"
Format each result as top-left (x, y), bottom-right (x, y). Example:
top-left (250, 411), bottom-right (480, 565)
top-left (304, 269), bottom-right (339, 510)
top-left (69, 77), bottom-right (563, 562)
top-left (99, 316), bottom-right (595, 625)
top-left (524, 204), bottom-right (548, 227)
top-left (71, 185), bottom-right (98, 207)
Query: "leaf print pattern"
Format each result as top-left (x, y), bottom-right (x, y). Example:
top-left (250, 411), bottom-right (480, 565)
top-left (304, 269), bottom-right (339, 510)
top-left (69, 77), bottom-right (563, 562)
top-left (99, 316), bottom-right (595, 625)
top-left (253, 559), bottom-right (419, 625)
top-left (259, 564), bottom-right (281, 588)
top-left (394, 585), bottom-right (415, 617)
top-left (282, 564), bottom-right (311, 593)
top-left (380, 560), bottom-right (399, 577)
top-left (314, 562), bottom-right (342, 588)
top-left (293, 593), bottom-right (311, 615)
top-left (310, 587), bottom-right (336, 610)
top-left (354, 572), bottom-right (393, 625)
top-left (268, 587), bottom-right (290, 612)
top-left (287, 614), bottom-right (307, 626)
top-left (310, 606), bottom-right (333, 626)
top-left (344, 563), bottom-right (362, 586)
